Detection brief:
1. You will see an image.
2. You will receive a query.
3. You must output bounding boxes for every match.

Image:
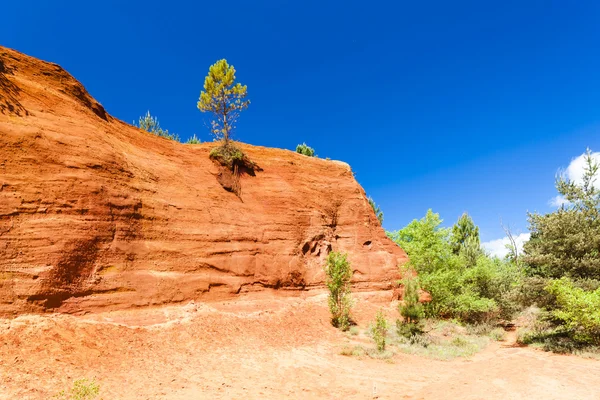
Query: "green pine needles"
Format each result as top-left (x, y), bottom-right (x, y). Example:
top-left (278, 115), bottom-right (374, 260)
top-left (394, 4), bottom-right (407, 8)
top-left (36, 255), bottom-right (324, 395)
top-left (186, 134), bottom-right (201, 144)
top-left (371, 309), bottom-right (390, 352)
top-left (134, 111), bottom-right (179, 141)
top-left (368, 196), bottom-right (384, 225)
top-left (296, 143), bottom-right (315, 157)
top-left (324, 251), bottom-right (354, 331)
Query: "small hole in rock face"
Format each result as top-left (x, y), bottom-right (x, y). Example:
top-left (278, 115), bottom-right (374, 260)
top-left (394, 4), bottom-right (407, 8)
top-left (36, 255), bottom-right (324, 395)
top-left (302, 242), bottom-right (310, 255)
top-left (363, 241), bottom-right (372, 246)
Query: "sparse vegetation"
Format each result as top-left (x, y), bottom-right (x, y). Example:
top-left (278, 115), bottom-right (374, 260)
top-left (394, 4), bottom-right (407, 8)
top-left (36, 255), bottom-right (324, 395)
top-left (368, 196), bottom-right (384, 225)
top-left (370, 309), bottom-right (389, 352)
top-left (296, 143), bottom-right (315, 157)
top-left (134, 111), bottom-right (179, 141)
top-left (392, 320), bottom-right (490, 360)
top-left (324, 251), bottom-right (353, 331)
top-left (186, 134), bottom-right (201, 144)
top-left (55, 378), bottom-right (100, 400)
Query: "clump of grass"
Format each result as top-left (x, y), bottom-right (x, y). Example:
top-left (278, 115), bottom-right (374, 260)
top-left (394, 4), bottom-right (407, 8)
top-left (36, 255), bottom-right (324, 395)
top-left (489, 328), bottom-right (506, 341)
top-left (348, 326), bottom-right (360, 336)
top-left (55, 378), bottom-right (100, 400)
top-left (366, 347), bottom-right (395, 360)
top-left (390, 319), bottom-right (489, 360)
top-left (339, 345), bottom-right (366, 357)
top-left (466, 322), bottom-right (495, 336)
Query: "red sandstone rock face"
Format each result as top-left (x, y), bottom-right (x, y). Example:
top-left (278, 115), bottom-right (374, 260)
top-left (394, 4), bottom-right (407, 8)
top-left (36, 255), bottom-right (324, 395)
top-left (0, 46), bottom-right (407, 316)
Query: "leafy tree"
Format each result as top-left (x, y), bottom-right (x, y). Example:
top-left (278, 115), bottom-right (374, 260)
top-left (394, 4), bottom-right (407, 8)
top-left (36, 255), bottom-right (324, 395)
top-left (388, 210), bottom-right (522, 322)
top-left (546, 278), bottom-right (600, 345)
top-left (197, 59), bottom-right (249, 144)
top-left (186, 134), bottom-right (201, 144)
top-left (324, 251), bottom-right (353, 331)
top-left (450, 213), bottom-right (480, 255)
top-left (135, 111), bottom-right (179, 141)
top-left (296, 143), bottom-right (315, 157)
top-left (387, 210), bottom-right (455, 275)
top-left (370, 309), bottom-right (389, 352)
top-left (524, 149), bottom-right (600, 280)
top-left (368, 197), bottom-right (384, 225)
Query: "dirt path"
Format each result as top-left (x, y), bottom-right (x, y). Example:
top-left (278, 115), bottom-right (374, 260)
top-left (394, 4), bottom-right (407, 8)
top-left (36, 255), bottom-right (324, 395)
top-left (1, 293), bottom-right (599, 399)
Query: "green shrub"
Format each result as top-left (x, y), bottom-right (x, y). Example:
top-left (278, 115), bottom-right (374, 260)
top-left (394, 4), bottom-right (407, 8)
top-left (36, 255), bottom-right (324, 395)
top-left (55, 378), bottom-right (100, 400)
top-left (134, 111), bottom-right (179, 141)
top-left (396, 319), bottom-right (424, 339)
top-left (296, 143), bottom-right (315, 157)
top-left (545, 278), bottom-right (600, 345)
top-left (370, 309), bottom-right (389, 352)
top-left (398, 274), bottom-right (424, 324)
top-left (348, 326), bottom-right (360, 336)
top-left (324, 251), bottom-right (353, 330)
top-left (209, 142), bottom-right (258, 172)
top-left (186, 134), bottom-right (201, 144)
top-left (489, 328), bottom-right (506, 341)
top-left (388, 210), bottom-right (523, 323)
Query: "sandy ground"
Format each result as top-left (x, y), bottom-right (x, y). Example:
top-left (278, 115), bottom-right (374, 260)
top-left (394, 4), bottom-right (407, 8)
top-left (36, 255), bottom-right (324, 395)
top-left (1, 291), bottom-right (599, 400)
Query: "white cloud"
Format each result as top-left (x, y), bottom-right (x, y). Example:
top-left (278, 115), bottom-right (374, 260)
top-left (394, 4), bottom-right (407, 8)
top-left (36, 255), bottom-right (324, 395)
top-left (561, 151), bottom-right (600, 185)
top-left (482, 233), bottom-right (531, 259)
top-left (550, 151), bottom-right (600, 207)
top-left (549, 195), bottom-right (571, 207)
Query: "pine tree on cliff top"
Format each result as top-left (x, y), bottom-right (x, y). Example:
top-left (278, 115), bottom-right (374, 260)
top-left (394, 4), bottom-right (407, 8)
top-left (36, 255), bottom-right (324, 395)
top-left (197, 59), bottom-right (249, 144)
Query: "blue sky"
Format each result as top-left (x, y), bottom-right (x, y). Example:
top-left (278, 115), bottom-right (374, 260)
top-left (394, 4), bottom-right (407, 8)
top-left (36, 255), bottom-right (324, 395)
top-left (2, 1), bottom-right (600, 246)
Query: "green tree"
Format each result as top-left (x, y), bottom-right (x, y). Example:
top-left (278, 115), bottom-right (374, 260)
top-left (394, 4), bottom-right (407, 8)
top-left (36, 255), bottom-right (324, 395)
top-left (524, 149), bottom-right (600, 280)
top-left (398, 273), bottom-right (424, 324)
top-left (388, 210), bottom-right (521, 322)
top-left (370, 309), bottom-right (389, 352)
top-left (546, 277), bottom-right (600, 345)
top-left (368, 197), bottom-right (384, 225)
top-left (450, 213), bottom-right (480, 256)
top-left (296, 143), bottom-right (315, 157)
top-left (135, 111), bottom-right (179, 141)
top-left (324, 251), bottom-right (353, 330)
top-left (197, 59), bottom-right (249, 144)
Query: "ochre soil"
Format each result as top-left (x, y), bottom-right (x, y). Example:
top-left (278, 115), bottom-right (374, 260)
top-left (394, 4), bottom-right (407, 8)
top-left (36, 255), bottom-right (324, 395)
top-left (1, 291), bottom-right (598, 400)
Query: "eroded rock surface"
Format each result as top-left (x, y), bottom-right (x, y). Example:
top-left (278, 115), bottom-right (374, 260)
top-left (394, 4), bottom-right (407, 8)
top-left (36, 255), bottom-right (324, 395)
top-left (0, 46), bottom-right (407, 315)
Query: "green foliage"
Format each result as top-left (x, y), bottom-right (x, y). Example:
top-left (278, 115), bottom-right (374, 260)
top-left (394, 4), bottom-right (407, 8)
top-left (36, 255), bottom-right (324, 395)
top-left (197, 59), bottom-right (249, 144)
top-left (396, 319), bottom-right (424, 339)
top-left (55, 378), bottom-right (100, 400)
top-left (186, 134), bottom-right (201, 144)
top-left (324, 251), bottom-right (353, 331)
top-left (545, 278), bottom-right (600, 345)
top-left (134, 111), bottom-right (179, 141)
top-left (450, 212), bottom-right (480, 255)
top-left (368, 196), bottom-right (384, 225)
top-left (388, 209), bottom-right (522, 323)
top-left (209, 142), bottom-right (258, 173)
top-left (296, 143), bottom-right (315, 157)
top-left (398, 273), bottom-right (424, 324)
top-left (524, 149), bottom-right (600, 280)
top-left (370, 309), bottom-right (389, 352)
